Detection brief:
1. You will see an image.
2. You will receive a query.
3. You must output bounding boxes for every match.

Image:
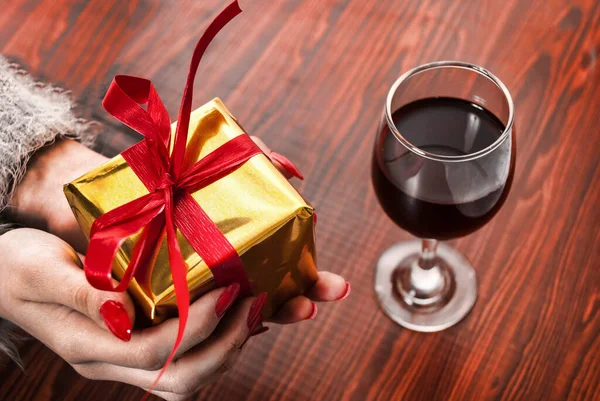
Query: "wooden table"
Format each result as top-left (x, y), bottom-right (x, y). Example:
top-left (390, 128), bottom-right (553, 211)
top-left (1, 0), bottom-right (599, 400)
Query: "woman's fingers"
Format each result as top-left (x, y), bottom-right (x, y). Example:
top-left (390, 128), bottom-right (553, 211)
top-left (267, 272), bottom-right (350, 324)
top-left (14, 285), bottom-right (248, 371)
top-left (71, 297), bottom-right (263, 398)
top-left (1, 229), bottom-right (135, 337)
top-left (267, 296), bottom-right (317, 324)
top-left (306, 271), bottom-right (350, 301)
top-left (19, 231), bottom-right (134, 335)
top-left (250, 136), bottom-right (303, 180)
top-left (269, 152), bottom-right (304, 180)
top-left (148, 389), bottom-right (191, 401)
top-left (14, 301), bottom-right (117, 366)
top-left (41, 256), bottom-right (135, 338)
top-left (128, 284), bottom-right (242, 368)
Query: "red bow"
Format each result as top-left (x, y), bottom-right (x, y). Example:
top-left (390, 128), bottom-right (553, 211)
top-left (83, 0), bottom-right (256, 390)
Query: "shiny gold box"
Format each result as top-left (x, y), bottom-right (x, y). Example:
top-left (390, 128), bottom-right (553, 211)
top-left (64, 98), bottom-right (317, 325)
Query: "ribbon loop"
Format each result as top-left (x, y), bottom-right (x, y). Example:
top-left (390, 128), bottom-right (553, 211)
top-left (103, 75), bottom-right (171, 173)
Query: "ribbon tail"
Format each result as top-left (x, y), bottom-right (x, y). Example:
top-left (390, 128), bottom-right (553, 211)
top-left (145, 189), bottom-right (190, 395)
top-left (132, 213), bottom-right (166, 288)
top-left (174, 192), bottom-right (251, 296)
top-left (170, 0), bottom-right (243, 178)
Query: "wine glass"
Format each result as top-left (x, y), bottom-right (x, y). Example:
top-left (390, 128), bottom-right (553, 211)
top-left (372, 61), bottom-right (515, 332)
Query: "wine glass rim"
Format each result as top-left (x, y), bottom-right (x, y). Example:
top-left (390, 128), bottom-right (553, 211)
top-left (385, 61), bottom-right (514, 162)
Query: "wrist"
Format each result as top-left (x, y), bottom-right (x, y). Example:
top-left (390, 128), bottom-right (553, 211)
top-left (8, 140), bottom-right (107, 250)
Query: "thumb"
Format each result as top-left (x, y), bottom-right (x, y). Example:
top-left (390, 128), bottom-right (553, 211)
top-left (64, 253), bottom-right (136, 342)
top-left (14, 230), bottom-right (136, 341)
top-left (76, 253), bottom-right (136, 342)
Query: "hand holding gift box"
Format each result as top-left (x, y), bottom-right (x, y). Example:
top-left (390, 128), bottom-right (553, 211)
top-left (62, 0), bottom-right (337, 393)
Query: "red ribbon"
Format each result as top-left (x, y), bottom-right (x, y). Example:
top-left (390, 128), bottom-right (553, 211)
top-left (84, 0), bottom-right (256, 391)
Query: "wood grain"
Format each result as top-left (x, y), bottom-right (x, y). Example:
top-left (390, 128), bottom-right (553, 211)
top-left (1, 0), bottom-right (599, 400)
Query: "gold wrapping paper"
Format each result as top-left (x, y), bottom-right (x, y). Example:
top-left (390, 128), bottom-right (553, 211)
top-left (64, 98), bottom-right (318, 325)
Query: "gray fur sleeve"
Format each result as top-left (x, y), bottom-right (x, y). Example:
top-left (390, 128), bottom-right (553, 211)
top-left (0, 55), bottom-right (97, 234)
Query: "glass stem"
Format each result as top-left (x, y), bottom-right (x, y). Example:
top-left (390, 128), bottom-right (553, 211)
top-left (405, 239), bottom-right (446, 306)
top-left (418, 239), bottom-right (439, 270)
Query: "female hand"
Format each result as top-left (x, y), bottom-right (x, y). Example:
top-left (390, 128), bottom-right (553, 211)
top-left (0, 228), bottom-right (261, 400)
top-left (0, 228), bottom-right (346, 400)
top-left (6, 139), bottom-right (350, 326)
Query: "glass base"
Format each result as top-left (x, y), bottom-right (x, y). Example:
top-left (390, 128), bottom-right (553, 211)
top-left (374, 240), bottom-right (477, 332)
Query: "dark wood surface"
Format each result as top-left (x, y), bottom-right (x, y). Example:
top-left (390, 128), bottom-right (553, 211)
top-left (1, 0), bottom-right (599, 400)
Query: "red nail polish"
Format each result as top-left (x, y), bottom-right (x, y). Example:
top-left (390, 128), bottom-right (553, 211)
top-left (100, 300), bottom-right (132, 342)
top-left (338, 282), bottom-right (351, 300)
top-left (250, 326), bottom-right (270, 337)
top-left (247, 292), bottom-right (267, 333)
top-left (270, 152), bottom-right (304, 180)
top-left (307, 303), bottom-right (318, 320)
top-left (215, 283), bottom-right (241, 318)
top-left (313, 211), bottom-right (317, 224)
top-left (242, 324), bottom-right (270, 347)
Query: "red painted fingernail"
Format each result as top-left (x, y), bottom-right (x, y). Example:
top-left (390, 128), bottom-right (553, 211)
top-left (313, 211), bottom-right (317, 224)
top-left (100, 300), bottom-right (132, 342)
top-left (270, 152), bottom-right (304, 180)
top-left (215, 283), bottom-right (241, 318)
top-left (242, 324), bottom-right (270, 347)
top-left (307, 303), bottom-right (318, 320)
top-left (250, 326), bottom-right (270, 337)
top-left (338, 282), bottom-right (351, 300)
top-left (247, 292), bottom-right (267, 333)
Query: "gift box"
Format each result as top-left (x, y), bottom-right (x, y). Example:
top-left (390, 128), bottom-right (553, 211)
top-left (64, 98), bottom-right (318, 324)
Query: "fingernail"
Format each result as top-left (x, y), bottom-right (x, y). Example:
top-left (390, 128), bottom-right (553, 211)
top-left (307, 303), bottom-right (318, 320)
top-left (100, 300), bottom-right (132, 342)
top-left (247, 292), bottom-right (267, 333)
top-left (270, 152), bottom-right (304, 180)
top-left (250, 326), bottom-right (270, 337)
top-left (215, 283), bottom-right (241, 318)
top-left (241, 324), bottom-right (270, 347)
top-left (313, 211), bottom-right (317, 225)
top-left (338, 282), bottom-right (351, 300)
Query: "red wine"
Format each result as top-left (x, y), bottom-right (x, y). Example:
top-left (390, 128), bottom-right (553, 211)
top-left (372, 97), bottom-right (514, 240)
